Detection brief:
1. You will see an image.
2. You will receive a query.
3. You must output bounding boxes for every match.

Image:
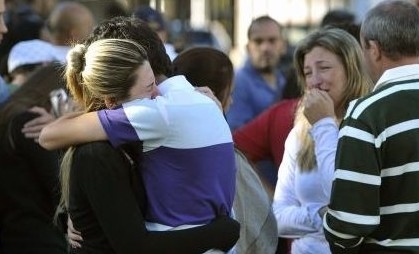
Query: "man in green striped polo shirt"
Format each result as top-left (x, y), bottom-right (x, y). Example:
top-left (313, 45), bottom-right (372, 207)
top-left (323, 0), bottom-right (419, 253)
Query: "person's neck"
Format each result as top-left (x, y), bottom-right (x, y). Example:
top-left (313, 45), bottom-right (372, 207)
top-left (335, 116), bottom-right (343, 126)
top-left (335, 107), bottom-right (345, 125)
top-left (382, 56), bottom-right (419, 72)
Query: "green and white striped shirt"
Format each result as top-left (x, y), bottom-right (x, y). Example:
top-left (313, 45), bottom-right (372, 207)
top-left (324, 64), bottom-right (419, 254)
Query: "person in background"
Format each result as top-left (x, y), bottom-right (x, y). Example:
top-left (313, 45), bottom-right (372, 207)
top-left (133, 5), bottom-right (177, 61)
top-left (0, 77), bottom-right (8, 104)
top-left (226, 15), bottom-right (287, 131)
top-left (0, 63), bottom-right (68, 253)
top-left (227, 15), bottom-right (289, 217)
top-left (6, 39), bottom-right (58, 88)
top-left (0, 0), bottom-right (52, 73)
top-left (320, 9), bottom-right (361, 45)
top-left (232, 93), bottom-right (301, 194)
top-left (16, 1), bottom-right (95, 133)
top-left (324, 1), bottom-right (419, 253)
top-left (320, 9), bottom-right (355, 27)
top-left (20, 0), bottom-right (56, 20)
top-left (272, 28), bottom-right (372, 254)
top-left (44, 1), bottom-right (94, 63)
top-left (172, 46), bottom-right (278, 254)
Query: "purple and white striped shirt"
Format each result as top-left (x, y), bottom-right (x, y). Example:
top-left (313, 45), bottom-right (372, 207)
top-left (98, 75), bottom-right (236, 227)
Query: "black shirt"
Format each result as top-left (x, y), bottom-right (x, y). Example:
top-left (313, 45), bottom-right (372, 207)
top-left (0, 112), bottom-right (67, 253)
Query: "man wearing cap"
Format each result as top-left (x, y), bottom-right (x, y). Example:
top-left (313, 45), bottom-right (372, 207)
top-left (7, 39), bottom-right (58, 89)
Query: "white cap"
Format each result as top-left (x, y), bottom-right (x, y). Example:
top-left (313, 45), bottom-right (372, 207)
top-left (8, 39), bottom-right (59, 73)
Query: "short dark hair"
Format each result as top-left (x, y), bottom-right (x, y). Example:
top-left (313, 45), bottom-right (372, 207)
top-left (172, 47), bottom-right (234, 106)
top-left (321, 9), bottom-right (356, 27)
top-left (83, 16), bottom-right (172, 77)
top-left (247, 15), bottom-right (282, 40)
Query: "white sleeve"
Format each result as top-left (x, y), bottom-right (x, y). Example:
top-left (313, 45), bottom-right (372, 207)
top-left (310, 117), bottom-right (338, 202)
top-left (272, 127), bottom-right (323, 238)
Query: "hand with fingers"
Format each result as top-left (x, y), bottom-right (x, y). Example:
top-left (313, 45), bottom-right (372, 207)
top-left (67, 217), bottom-right (83, 249)
top-left (303, 89), bottom-right (335, 125)
top-left (21, 106), bottom-right (56, 142)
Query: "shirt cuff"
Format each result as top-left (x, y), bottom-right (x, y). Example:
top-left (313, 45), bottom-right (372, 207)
top-left (311, 117), bottom-right (336, 130)
top-left (307, 203), bottom-right (325, 230)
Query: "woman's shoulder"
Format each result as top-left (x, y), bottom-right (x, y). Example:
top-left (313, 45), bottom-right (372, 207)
top-left (71, 141), bottom-right (133, 181)
top-left (75, 141), bottom-right (113, 152)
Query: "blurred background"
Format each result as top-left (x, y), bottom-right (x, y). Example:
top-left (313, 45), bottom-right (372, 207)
top-left (75, 0), bottom-right (385, 66)
top-left (3, 0), bottom-right (395, 67)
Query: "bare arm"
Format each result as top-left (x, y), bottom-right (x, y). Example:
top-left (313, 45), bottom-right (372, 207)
top-left (39, 111), bottom-right (107, 150)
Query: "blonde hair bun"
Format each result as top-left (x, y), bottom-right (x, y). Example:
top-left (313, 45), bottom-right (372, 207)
top-left (67, 44), bottom-right (87, 74)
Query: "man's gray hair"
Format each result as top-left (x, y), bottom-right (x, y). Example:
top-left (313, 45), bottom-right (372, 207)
top-left (361, 0), bottom-right (419, 59)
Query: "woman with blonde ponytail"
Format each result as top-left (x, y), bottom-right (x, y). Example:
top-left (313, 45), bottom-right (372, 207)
top-left (272, 27), bottom-right (373, 254)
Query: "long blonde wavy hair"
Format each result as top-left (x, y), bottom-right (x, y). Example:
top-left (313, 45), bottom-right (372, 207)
top-left (293, 28), bottom-right (373, 171)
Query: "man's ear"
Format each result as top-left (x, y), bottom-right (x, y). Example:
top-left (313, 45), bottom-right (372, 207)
top-left (368, 40), bottom-right (382, 62)
top-left (104, 97), bottom-right (117, 109)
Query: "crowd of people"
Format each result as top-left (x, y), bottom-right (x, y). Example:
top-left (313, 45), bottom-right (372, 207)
top-left (1, 0), bottom-right (419, 253)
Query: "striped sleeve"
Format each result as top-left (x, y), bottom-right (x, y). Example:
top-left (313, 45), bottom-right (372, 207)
top-left (97, 98), bottom-right (168, 148)
top-left (325, 79), bottom-right (419, 253)
top-left (323, 109), bottom-right (381, 252)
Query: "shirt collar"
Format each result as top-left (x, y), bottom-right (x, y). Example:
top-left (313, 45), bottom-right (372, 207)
top-left (158, 75), bottom-right (194, 95)
top-left (374, 64), bottom-right (419, 91)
